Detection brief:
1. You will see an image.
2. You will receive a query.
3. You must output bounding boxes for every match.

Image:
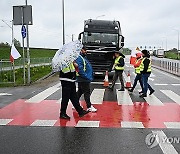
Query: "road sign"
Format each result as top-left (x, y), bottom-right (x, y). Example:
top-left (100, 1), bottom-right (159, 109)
top-left (21, 25), bottom-right (26, 38)
top-left (13, 5), bottom-right (33, 25)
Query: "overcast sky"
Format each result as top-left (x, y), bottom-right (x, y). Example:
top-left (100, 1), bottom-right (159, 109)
top-left (0, 0), bottom-right (180, 50)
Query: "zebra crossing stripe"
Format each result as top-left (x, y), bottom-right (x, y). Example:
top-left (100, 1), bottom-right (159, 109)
top-left (31, 120), bottom-right (57, 126)
top-left (90, 89), bottom-right (105, 104)
top-left (161, 90), bottom-right (180, 105)
top-left (0, 119), bottom-right (13, 125)
top-left (151, 130), bottom-right (178, 154)
top-left (121, 121), bottom-right (144, 128)
top-left (25, 84), bottom-right (60, 103)
top-left (75, 121), bottom-right (100, 127)
top-left (116, 89), bottom-right (133, 105)
top-left (144, 94), bottom-right (164, 106)
top-left (164, 122), bottom-right (180, 129)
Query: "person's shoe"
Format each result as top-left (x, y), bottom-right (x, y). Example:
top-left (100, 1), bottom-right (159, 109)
top-left (139, 91), bottom-right (143, 94)
top-left (118, 88), bottom-right (125, 91)
top-left (60, 113), bottom-right (70, 120)
top-left (108, 86), bottom-right (113, 91)
top-left (149, 90), bottom-right (155, 95)
top-left (139, 94), bottom-right (147, 97)
top-left (128, 89), bottom-right (133, 92)
top-left (79, 110), bottom-right (89, 117)
top-left (87, 105), bottom-right (97, 112)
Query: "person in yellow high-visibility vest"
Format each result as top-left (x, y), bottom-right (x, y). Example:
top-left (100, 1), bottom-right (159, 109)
top-left (139, 50), bottom-right (155, 97)
top-left (108, 51), bottom-right (125, 91)
top-left (59, 62), bottom-right (89, 119)
top-left (128, 53), bottom-right (143, 93)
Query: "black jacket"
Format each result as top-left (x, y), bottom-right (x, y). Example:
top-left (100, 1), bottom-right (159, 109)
top-left (141, 54), bottom-right (151, 74)
top-left (59, 71), bottom-right (76, 80)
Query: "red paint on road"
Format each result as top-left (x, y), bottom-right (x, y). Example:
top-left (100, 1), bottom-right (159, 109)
top-left (0, 99), bottom-right (180, 128)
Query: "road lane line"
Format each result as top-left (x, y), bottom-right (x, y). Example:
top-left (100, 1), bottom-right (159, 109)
top-left (75, 121), bottom-right (100, 127)
top-left (154, 84), bottom-right (168, 86)
top-left (117, 89), bottom-right (133, 105)
top-left (90, 89), bottom-right (105, 104)
top-left (144, 94), bottom-right (164, 106)
top-left (171, 84), bottom-right (180, 86)
top-left (121, 121), bottom-right (144, 128)
top-left (164, 122), bottom-right (180, 129)
top-left (0, 93), bottom-right (12, 96)
top-left (31, 120), bottom-right (57, 126)
top-left (0, 119), bottom-right (13, 125)
top-left (26, 84), bottom-right (60, 103)
top-left (151, 130), bottom-right (178, 154)
top-left (161, 90), bottom-right (180, 105)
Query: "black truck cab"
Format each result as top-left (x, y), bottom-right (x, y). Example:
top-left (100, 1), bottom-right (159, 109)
top-left (78, 19), bottom-right (124, 75)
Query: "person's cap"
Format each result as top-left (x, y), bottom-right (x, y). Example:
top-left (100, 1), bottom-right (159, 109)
top-left (141, 49), bottom-right (148, 55)
top-left (136, 47), bottom-right (140, 51)
top-left (82, 46), bottom-right (86, 50)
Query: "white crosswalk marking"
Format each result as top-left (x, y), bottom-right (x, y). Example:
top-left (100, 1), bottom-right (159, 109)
top-left (149, 77), bottom-right (154, 81)
top-left (76, 121), bottom-right (100, 127)
top-left (90, 89), bottom-right (105, 104)
top-left (164, 122), bottom-right (180, 129)
top-left (0, 119), bottom-right (13, 125)
top-left (150, 73), bottom-right (156, 77)
top-left (26, 84), bottom-right (60, 103)
top-left (117, 89), bottom-right (133, 105)
top-left (161, 90), bottom-right (180, 105)
top-left (144, 94), bottom-right (164, 106)
top-left (121, 121), bottom-right (144, 128)
top-left (31, 120), bottom-right (57, 126)
top-left (151, 130), bottom-right (178, 154)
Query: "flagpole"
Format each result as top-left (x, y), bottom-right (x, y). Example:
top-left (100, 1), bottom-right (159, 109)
top-left (11, 20), bottom-right (16, 86)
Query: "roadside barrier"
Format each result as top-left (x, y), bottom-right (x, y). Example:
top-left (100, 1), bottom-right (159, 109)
top-left (152, 59), bottom-right (180, 76)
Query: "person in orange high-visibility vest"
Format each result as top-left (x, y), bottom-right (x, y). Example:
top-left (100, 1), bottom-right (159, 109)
top-left (128, 53), bottom-right (143, 93)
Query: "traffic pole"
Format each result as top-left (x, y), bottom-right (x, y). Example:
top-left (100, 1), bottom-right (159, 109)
top-left (25, 0), bottom-right (31, 85)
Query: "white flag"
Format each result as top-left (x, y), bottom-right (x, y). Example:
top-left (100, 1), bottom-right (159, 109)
top-left (10, 44), bottom-right (21, 63)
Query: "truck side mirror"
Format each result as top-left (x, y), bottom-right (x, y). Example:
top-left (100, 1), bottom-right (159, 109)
top-left (78, 33), bottom-right (82, 40)
top-left (121, 36), bottom-right (125, 47)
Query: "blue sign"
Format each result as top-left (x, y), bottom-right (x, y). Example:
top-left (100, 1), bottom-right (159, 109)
top-left (21, 25), bottom-right (26, 38)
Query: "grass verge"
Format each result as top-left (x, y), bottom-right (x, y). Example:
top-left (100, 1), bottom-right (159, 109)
top-left (0, 65), bottom-right (52, 87)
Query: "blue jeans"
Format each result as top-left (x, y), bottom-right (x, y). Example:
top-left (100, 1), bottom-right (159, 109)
top-left (141, 73), bottom-right (154, 95)
top-left (131, 74), bottom-right (143, 91)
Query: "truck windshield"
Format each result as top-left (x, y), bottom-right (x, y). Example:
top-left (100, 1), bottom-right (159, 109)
top-left (83, 32), bottom-right (118, 46)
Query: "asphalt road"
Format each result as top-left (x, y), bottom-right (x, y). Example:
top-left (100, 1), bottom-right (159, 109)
top-left (0, 58), bottom-right (180, 154)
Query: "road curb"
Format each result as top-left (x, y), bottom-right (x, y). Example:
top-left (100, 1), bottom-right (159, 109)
top-left (33, 71), bottom-right (56, 84)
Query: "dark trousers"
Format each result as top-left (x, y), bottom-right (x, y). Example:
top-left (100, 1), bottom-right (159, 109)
top-left (77, 82), bottom-right (91, 108)
top-left (60, 81), bottom-right (83, 115)
top-left (111, 71), bottom-right (124, 89)
top-left (131, 74), bottom-right (143, 91)
top-left (141, 73), bottom-right (154, 95)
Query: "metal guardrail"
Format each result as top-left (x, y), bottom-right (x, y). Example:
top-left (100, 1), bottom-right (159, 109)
top-left (152, 59), bottom-right (180, 76)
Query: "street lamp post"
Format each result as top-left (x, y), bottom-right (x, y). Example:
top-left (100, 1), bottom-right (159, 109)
top-left (173, 29), bottom-right (179, 59)
top-left (1, 19), bottom-right (14, 44)
top-left (62, 0), bottom-right (65, 45)
top-left (96, 15), bottom-right (105, 19)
